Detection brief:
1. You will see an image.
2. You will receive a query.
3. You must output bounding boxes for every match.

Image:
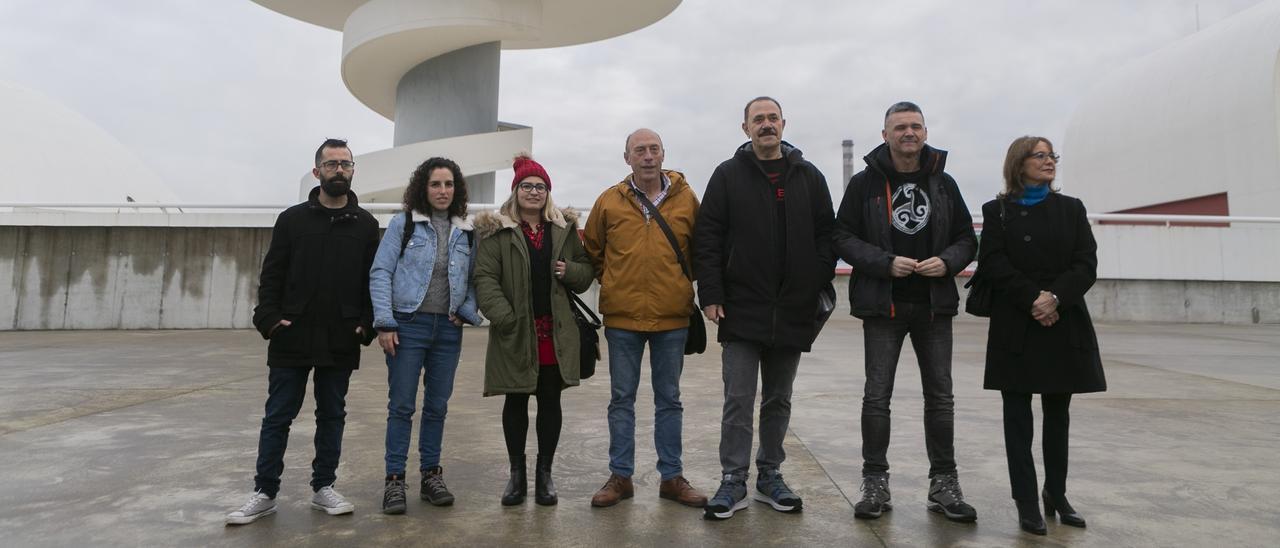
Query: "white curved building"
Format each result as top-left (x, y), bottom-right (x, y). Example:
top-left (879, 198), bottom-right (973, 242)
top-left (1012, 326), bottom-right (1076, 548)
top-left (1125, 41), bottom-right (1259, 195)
top-left (0, 81), bottom-right (181, 205)
top-left (250, 0), bottom-right (682, 204)
top-left (1063, 0), bottom-right (1280, 217)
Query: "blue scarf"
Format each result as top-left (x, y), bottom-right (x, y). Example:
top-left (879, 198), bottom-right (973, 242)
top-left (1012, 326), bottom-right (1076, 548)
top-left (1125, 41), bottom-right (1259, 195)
top-left (1018, 184), bottom-right (1049, 206)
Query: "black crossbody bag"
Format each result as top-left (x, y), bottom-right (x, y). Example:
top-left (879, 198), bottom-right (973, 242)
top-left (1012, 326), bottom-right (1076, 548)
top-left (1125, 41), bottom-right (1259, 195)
top-left (632, 190), bottom-right (706, 355)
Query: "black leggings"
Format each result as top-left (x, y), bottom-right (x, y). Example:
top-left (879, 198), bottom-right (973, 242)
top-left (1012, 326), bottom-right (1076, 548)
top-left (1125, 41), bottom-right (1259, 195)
top-left (1002, 391), bottom-right (1072, 501)
top-left (502, 367), bottom-right (563, 459)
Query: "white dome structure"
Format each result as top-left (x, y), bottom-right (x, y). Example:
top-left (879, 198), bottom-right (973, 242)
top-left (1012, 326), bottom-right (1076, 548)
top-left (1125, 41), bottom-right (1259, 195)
top-left (0, 81), bottom-right (181, 204)
top-left (1062, 0), bottom-right (1280, 217)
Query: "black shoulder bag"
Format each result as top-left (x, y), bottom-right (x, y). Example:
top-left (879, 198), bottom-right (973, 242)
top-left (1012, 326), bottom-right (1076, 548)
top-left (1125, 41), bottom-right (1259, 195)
top-left (565, 290), bottom-right (602, 379)
top-left (964, 199), bottom-right (1005, 317)
top-left (633, 190), bottom-right (706, 355)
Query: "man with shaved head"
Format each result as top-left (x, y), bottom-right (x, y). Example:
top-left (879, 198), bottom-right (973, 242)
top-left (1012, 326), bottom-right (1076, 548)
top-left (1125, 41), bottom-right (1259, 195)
top-left (834, 101), bottom-right (978, 523)
top-left (582, 128), bottom-right (706, 509)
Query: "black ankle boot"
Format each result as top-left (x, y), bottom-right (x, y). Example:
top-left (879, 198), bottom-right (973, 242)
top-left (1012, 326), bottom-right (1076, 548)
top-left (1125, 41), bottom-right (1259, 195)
top-left (534, 454), bottom-right (557, 506)
top-left (1043, 488), bottom-right (1086, 528)
top-left (1016, 498), bottom-right (1047, 535)
top-left (501, 454), bottom-right (526, 506)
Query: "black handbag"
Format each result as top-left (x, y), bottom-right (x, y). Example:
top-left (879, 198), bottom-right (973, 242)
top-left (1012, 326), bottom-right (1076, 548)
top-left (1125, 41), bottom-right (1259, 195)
top-left (565, 291), bottom-right (602, 379)
top-left (633, 191), bottom-right (706, 355)
top-left (815, 281), bottom-right (837, 335)
top-left (965, 199), bottom-right (1005, 318)
top-left (964, 273), bottom-right (993, 317)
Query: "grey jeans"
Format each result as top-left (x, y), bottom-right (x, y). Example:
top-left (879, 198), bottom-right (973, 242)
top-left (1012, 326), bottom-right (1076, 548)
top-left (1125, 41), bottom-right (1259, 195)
top-left (860, 302), bottom-right (956, 478)
top-left (719, 340), bottom-right (801, 478)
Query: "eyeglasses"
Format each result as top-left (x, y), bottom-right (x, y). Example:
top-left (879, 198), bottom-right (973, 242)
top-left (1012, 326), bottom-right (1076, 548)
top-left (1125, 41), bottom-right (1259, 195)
top-left (518, 182), bottom-right (548, 194)
top-left (1029, 152), bottom-right (1060, 162)
top-left (319, 160), bottom-right (356, 171)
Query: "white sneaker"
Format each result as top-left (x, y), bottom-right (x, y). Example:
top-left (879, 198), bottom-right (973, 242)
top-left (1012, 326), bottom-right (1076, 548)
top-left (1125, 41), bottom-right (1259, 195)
top-left (311, 485), bottom-right (355, 515)
top-left (226, 491), bottom-right (276, 525)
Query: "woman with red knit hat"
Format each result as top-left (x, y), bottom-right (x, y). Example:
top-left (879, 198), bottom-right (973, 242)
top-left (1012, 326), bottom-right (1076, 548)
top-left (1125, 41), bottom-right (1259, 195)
top-left (472, 154), bottom-right (594, 506)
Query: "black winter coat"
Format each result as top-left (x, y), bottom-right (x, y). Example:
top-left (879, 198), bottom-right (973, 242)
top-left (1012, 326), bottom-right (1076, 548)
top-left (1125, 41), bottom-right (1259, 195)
top-left (693, 141), bottom-right (836, 352)
top-left (977, 193), bottom-right (1106, 394)
top-left (252, 187), bottom-right (380, 369)
top-left (833, 144), bottom-right (977, 318)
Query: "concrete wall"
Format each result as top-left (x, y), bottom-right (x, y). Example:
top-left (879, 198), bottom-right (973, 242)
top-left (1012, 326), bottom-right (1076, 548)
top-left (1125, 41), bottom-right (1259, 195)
top-left (2, 225), bottom-right (1275, 330)
top-left (0, 226), bottom-right (269, 330)
top-left (828, 275), bottom-right (1280, 325)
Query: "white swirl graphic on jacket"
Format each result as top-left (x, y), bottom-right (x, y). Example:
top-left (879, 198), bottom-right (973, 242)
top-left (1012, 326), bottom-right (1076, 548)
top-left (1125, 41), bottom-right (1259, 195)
top-left (891, 183), bottom-right (930, 235)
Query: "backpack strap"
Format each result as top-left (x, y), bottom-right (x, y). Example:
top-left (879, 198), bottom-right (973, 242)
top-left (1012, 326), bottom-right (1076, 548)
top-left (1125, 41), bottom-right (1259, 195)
top-left (398, 210), bottom-right (414, 258)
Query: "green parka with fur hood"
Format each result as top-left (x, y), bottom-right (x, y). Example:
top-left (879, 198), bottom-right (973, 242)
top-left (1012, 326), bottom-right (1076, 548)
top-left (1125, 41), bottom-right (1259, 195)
top-left (472, 206), bottom-right (594, 395)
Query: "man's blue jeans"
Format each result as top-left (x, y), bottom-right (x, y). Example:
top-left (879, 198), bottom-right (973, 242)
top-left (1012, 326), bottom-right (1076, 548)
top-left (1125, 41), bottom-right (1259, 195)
top-left (384, 311), bottom-right (463, 475)
top-left (604, 327), bottom-right (687, 480)
top-left (254, 366), bottom-right (352, 497)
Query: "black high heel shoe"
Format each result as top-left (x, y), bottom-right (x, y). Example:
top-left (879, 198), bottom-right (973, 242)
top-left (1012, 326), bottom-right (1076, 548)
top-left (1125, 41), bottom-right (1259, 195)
top-left (1016, 499), bottom-right (1047, 535)
top-left (1043, 488), bottom-right (1086, 528)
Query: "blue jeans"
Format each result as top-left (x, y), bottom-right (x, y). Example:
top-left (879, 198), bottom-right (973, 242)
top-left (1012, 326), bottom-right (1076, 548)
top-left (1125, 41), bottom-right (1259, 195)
top-left (604, 327), bottom-right (687, 480)
top-left (254, 366), bottom-right (352, 497)
top-left (860, 302), bottom-right (956, 478)
top-left (384, 311), bottom-right (463, 475)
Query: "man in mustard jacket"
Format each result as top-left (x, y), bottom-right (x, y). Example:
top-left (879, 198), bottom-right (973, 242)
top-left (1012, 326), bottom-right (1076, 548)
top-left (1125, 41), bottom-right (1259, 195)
top-left (582, 128), bottom-right (707, 509)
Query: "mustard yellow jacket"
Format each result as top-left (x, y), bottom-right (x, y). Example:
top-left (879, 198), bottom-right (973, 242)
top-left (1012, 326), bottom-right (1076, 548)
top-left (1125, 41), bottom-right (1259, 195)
top-left (582, 170), bottom-right (700, 332)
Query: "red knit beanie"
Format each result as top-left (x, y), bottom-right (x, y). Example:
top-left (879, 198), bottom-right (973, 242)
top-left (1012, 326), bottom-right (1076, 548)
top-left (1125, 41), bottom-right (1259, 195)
top-left (511, 155), bottom-right (551, 191)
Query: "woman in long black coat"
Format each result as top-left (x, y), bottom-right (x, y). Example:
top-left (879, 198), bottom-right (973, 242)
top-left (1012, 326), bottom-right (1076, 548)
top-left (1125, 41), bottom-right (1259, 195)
top-left (976, 136), bottom-right (1105, 536)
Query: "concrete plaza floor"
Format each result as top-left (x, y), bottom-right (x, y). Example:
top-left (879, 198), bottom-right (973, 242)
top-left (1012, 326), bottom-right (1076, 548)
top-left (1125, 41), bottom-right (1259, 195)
top-left (1, 315), bottom-right (1277, 547)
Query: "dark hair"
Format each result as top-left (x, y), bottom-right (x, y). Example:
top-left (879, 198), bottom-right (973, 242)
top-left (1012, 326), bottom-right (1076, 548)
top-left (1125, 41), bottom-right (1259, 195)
top-left (743, 96), bottom-right (783, 121)
top-left (1001, 136), bottom-right (1059, 198)
top-left (314, 138), bottom-right (350, 166)
top-left (403, 157), bottom-right (468, 218)
top-left (884, 101), bottom-right (924, 123)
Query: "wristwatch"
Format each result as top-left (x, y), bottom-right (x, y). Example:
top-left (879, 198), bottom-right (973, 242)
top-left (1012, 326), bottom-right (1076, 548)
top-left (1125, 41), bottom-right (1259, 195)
top-left (1050, 293), bottom-right (1060, 307)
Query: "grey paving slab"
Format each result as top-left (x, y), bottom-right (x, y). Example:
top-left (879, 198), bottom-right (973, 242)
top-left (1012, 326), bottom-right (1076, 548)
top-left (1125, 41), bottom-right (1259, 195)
top-left (0, 316), bottom-right (1277, 547)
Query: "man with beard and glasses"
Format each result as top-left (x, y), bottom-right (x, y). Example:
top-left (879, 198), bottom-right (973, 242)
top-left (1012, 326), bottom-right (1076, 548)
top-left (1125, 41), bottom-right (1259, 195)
top-left (833, 101), bottom-right (978, 523)
top-left (227, 138), bottom-right (380, 525)
top-left (694, 97), bottom-right (835, 520)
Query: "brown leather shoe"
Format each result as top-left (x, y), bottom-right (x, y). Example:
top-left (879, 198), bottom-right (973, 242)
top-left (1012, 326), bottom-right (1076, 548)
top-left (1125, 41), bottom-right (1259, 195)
top-left (591, 474), bottom-right (634, 507)
top-left (659, 475), bottom-right (708, 508)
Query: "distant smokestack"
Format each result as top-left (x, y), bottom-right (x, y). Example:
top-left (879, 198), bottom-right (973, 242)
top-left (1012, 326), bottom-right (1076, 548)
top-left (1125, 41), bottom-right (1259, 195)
top-left (841, 139), bottom-right (854, 189)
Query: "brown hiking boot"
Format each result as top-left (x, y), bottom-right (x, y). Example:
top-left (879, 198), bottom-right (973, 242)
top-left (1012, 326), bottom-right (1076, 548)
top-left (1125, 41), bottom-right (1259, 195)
top-left (590, 474), bottom-right (634, 507)
top-left (659, 475), bottom-right (708, 508)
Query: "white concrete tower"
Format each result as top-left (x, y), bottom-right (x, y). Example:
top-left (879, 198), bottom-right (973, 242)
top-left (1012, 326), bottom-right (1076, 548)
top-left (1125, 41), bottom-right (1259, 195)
top-left (250, 0), bottom-right (682, 203)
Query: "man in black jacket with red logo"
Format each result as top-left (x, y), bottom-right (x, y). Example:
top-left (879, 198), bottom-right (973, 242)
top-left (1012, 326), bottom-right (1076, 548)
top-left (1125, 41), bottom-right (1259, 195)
top-left (834, 102), bottom-right (977, 523)
top-left (695, 96), bottom-right (835, 520)
top-left (226, 138), bottom-right (380, 525)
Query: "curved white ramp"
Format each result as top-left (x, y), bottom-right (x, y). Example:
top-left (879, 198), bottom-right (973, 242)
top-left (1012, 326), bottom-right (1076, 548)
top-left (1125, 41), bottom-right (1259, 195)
top-left (252, 0), bottom-right (681, 203)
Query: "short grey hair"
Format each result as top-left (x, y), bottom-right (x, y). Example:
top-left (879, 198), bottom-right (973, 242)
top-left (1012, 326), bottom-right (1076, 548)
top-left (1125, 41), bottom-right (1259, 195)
top-left (884, 101), bottom-right (924, 122)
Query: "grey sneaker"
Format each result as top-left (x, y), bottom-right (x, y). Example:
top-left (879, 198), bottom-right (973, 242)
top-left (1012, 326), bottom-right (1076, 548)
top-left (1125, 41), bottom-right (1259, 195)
top-left (225, 491), bottom-right (276, 525)
top-left (703, 474), bottom-right (749, 521)
top-left (382, 474), bottom-right (407, 515)
top-left (311, 485), bottom-right (355, 515)
top-left (854, 474), bottom-right (892, 519)
top-left (421, 466), bottom-right (455, 506)
top-left (927, 473), bottom-right (977, 522)
top-left (754, 468), bottom-right (802, 512)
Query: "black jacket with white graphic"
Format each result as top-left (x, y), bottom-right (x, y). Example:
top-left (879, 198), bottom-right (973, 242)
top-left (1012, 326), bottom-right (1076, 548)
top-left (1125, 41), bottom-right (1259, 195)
top-left (833, 143), bottom-right (977, 319)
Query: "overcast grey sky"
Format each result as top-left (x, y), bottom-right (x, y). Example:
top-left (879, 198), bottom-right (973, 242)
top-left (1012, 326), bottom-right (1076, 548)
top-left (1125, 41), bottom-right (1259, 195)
top-left (0, 0), bottom-right (1265, 210)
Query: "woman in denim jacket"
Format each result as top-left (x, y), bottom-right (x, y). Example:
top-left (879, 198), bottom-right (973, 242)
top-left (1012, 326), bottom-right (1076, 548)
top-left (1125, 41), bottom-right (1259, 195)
top-left (369, 157), bottom-right (482, 514)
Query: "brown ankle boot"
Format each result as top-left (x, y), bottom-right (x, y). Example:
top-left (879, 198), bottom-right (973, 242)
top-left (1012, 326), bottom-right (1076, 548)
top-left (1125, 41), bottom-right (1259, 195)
top-left (590, 473), bottom-right (634, 507)
top-left (659, 475), bottom-right (708, 508)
